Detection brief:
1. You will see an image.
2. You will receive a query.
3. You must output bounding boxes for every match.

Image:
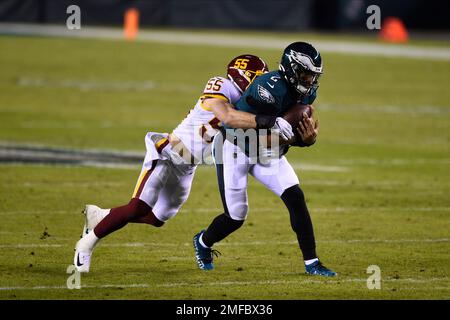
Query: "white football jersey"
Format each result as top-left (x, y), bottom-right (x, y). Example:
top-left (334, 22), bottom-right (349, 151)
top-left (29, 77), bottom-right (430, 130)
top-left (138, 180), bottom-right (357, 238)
top-left (172, 76), bottom-right (241, 163)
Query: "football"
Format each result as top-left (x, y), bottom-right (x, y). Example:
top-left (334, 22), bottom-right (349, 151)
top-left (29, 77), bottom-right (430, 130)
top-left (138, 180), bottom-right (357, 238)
top-left (282, 103), bottom-right (313, 140)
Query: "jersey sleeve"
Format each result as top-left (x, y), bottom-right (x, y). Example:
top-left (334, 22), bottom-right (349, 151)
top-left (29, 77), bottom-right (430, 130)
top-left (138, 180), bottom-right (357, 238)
top-left (201, 77), bottom-right (232, 103)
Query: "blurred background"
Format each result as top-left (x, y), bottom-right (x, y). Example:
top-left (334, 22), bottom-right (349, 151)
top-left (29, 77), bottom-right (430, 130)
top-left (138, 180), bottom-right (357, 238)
top-left (1, 0), bottom-right (450, 34)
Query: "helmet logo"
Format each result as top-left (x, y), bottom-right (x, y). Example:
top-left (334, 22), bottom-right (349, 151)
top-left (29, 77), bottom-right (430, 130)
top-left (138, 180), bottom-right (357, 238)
top-left (286, 49), bottom-right (322, 73)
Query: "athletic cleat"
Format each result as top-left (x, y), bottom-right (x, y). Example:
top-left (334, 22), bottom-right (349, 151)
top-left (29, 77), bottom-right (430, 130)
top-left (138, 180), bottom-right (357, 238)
top-left (305, 260), bottom-right (337, 277)
top-left (73, 240), bottom-right (92, 273)
top-left (81, 205), bottom-right (109, 237)
top-left (193, 230), bottom-right (220, 270)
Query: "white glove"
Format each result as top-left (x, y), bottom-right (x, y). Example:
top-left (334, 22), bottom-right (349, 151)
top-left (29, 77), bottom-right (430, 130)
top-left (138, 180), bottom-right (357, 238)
top-left (272, 117), bottom-right (294, 141)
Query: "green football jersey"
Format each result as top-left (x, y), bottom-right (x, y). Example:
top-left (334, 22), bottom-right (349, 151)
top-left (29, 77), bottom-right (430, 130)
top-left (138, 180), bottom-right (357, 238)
top-left (221, 70), bottom-right (317, 157)
top-left (233, 70), bottom-right (317, 119)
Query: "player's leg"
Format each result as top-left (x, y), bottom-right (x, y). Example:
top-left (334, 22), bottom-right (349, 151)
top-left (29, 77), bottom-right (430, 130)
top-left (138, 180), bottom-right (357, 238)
top-left (151, 163), bottom-right (196, 223)
top-left (250, 157), bottom-right (315, 257)
top-left (194, 138), bottom-right (249, 270)
top-left (250, 157), bottom-right (336, 276)
top-left (74, 160), bottom-right (167, 272)
top-left (94, 159), bottom-right (167, 236)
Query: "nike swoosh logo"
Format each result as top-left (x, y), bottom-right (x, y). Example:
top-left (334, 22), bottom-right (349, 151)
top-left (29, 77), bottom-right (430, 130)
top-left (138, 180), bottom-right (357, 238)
top-left (76, 253), bottom-right (83, 267)
top-left (267, 83), bottom-right (274, 89)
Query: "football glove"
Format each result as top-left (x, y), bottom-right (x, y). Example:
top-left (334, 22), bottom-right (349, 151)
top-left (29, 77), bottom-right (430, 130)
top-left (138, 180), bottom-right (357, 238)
top-left (272, 117), bottom-right (294, 141)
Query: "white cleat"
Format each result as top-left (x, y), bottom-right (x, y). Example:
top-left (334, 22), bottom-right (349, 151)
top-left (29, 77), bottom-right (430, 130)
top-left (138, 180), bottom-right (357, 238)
top-left (81, 205), bottom-right (109, 237)
top-left (74, 239), bottom-right (92, 273)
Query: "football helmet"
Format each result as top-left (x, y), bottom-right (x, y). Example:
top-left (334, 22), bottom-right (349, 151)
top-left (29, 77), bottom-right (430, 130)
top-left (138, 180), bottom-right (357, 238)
top-left (279, 42), bottom-right (323, 95)
top-left (227, 54), bottom-right (269, 93)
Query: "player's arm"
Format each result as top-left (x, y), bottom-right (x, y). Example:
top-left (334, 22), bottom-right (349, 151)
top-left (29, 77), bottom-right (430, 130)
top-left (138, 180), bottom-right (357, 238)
top-left (204, 98), bottom-right (257, 129)
top-left (206, 98), bottom-right (293, 140)
top-left (244, 81), bottom-right (294, 141)
top-left (292, 107), bottom-right (319, 147)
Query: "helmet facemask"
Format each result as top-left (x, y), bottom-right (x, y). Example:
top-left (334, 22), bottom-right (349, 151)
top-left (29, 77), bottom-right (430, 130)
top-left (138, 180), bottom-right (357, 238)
top-left (291, 63), bottom-right (321, 95)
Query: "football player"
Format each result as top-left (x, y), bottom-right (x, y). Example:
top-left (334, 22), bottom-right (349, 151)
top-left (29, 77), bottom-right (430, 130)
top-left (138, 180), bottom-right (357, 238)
top-left (73, 54), bottom-right (295, 272)
top-left (193, 42), bottom-right (336, 276)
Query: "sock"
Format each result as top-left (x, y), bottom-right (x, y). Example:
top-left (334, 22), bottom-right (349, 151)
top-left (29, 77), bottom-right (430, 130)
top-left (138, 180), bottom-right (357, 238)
top-left (130, 212), bottom-right (164, 227)
top-left (94, 198), bottom-right (154, 238)
top-left (304, 258), bottom-right (319, 266)
top-left (202, 213), bottom-right (244, 248)
top-left (281, 185), bottom-right (317, 261)
top-left (79, 230), bottom-right (100, 251)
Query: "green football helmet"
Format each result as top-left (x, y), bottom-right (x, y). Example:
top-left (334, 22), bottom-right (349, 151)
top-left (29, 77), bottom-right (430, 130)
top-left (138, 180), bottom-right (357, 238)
top-left (279, 42), bottom-right (323, 95)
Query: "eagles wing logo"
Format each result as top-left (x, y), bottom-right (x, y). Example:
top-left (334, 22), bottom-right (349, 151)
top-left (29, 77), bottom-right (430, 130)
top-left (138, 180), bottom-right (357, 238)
top-left (257, 85), bottom-right (275, 104)
top-left (286, 49), bottom-right (323, 73)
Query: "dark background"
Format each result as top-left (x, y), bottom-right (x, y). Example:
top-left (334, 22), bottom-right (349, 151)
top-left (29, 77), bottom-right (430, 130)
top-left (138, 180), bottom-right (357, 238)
top-left (1, 0), bottom-right (449, 31)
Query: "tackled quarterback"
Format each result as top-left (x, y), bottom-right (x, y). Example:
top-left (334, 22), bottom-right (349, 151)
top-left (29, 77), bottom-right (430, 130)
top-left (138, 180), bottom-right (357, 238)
top-left (193, 42), bottom-right (336, 277)
top-left (73, 54), bottom-right (297, 272)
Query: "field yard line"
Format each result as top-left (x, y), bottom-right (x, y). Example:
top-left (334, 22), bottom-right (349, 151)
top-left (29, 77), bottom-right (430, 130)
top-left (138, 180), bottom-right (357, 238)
top-left (0, 244), bottom-right (64, 248)
top-left (186, 207), bottom-right (450, 213)
top-left (2, 143), bottom-right (449, 169)
top-left (156, 277), bottom-right (450, 288)
top-left (290, 163), bottom-right (349, 172)
top-left (2, 179), bottom-right (446, 189)
top-left (3, 206), bottom-right (448, 216)
top-left (1, 23), bottom-right (450, 61)
top-left (1, 277), bottom-right (448, 291)
top-left (16, 76), bottom-right (198, 93)
top-left (319, 103), bottom-right (450, 115)
top-left (1, 238), bottom-right (448, 249)
top-left (16, 77), bottom-right (156, 91)
top-left (0, 284), bottom-right (150, 291)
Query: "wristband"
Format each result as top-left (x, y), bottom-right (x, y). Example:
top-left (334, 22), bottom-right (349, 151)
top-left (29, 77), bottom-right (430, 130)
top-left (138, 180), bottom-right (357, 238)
top-left (255, 114), bottom-right (277, 129)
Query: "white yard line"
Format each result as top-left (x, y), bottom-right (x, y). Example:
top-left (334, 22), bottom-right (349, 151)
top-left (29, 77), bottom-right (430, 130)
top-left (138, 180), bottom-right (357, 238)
top-left (16, 77), bottom-right (156, 91)
top-left (0, 244), bottom-right (65, 248)
top-left (1, 142), bottom-right (448, 170)
top-left (0, 284), bottom-right (150, 291)
top-left (156, 277), bottom-right (450, 288)
top-left (290, 163), bottom-right (349, 172)
top-left (1, 238), bottom-right (448, 249)
top-left (1, 206), bottom-right (449, 216)
top-left (1, 23), bottom-right (450, 61)
top-left (319, 104), bottom-right (450, 115)
top-left (16, 76), bottom-right (198, 93)
top-left (1, 277), bottom-right (448, 291)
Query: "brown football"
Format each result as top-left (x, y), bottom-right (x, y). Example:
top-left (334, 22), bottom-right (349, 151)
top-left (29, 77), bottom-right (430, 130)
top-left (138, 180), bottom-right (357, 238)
top-left (282, 103), bottom-right (312, 140)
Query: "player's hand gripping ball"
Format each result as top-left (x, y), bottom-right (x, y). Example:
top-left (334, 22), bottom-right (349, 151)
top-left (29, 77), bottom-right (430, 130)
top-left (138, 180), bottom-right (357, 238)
top-left (281, 103), bottom-right (313, 144)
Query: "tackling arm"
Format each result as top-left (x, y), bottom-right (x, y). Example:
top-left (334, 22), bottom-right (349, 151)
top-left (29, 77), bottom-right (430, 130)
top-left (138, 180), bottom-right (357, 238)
top-left (204, 98), bottom-right (257, 129)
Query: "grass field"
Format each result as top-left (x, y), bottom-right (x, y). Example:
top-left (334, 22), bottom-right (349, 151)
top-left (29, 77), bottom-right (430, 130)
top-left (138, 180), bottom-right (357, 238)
top-left (0, 29), bottom-right (449, 300)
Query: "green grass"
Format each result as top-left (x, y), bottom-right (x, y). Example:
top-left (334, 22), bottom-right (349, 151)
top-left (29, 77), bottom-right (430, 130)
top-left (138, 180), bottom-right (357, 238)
top-left (0, 32), bottom-right (449, 299)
